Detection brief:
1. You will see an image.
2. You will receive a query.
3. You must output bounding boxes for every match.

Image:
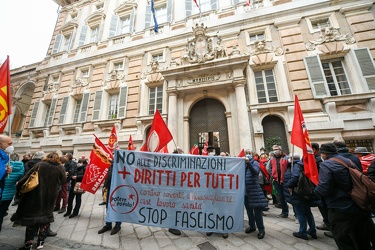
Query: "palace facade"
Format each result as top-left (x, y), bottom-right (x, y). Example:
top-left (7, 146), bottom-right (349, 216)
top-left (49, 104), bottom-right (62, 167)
top-left (9, 0), bottom-right (375, 156)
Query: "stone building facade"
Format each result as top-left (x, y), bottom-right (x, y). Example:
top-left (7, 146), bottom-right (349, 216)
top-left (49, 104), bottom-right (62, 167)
top-left (8, 0), bottom-right (375, 157)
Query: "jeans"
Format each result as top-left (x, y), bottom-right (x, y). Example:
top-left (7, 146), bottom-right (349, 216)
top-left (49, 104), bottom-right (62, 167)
top-left (244, 196), bottom-right (265, 231)
top-left (293, 203), bottom-right (316, 236)
top-left (273, 181), bottom-right (288, 215)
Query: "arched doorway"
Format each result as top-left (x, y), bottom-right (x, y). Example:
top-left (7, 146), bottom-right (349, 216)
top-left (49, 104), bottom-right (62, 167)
top-left (189, 98), bottom-right (229, 154)
top-left (262, 115), bottom-right (289, 154)
top-left (12, 82), bottom-right (35, 136)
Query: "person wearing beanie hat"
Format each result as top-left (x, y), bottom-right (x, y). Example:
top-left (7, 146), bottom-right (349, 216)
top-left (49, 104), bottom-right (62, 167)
top-left (333, 140), bottom-right (362, 171)
top-left (314, 143), bottom-right (373, 249)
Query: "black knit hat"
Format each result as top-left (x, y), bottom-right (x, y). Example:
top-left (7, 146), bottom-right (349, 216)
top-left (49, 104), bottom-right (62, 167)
top-left (311, 142), bottom-right (319, 150)
top-left (319, 143), bottom-right (337, 154)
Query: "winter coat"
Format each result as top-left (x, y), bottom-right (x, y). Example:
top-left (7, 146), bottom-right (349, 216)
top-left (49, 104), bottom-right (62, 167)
top-left (71, 163), bottom-right (86, 188)
top-left (269, 156), bottom-right (289, 183)
top-left (1, 161), bottom-right (24, 201)
top-left (24, 158), bottom-right (41, 175)
top-left (11, 161), bottom-right (66, 226)
top-left (245, 158), bottom-right (268, 209)
top-left (284, 160), bottom-right (321, 207)
top-left (0, 150), bottom-right (9, 199)
top-left (368, 159), bottom-right (375, 182)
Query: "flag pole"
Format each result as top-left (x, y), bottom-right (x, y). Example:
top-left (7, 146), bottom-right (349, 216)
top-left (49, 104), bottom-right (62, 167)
top-left (199, 0), bottom-right (202, 23)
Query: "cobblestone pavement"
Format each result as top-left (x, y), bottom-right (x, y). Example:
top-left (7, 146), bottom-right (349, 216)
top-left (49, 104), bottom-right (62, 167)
top-left (0, 191), bottom-right (338, 250)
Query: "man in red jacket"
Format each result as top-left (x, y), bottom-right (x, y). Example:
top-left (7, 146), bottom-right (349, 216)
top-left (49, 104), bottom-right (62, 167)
top-left (353, 147), bottom-right (375, 174)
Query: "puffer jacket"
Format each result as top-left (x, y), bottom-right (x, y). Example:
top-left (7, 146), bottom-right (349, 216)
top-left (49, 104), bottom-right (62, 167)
top-left (1, 161), bottom-right (24, 201)
top-left (245, 158), bottom-right (268, 209)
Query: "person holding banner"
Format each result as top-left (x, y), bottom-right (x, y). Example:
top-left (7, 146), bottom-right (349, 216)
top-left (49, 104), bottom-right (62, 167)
top-left (244, 150), bottom-right (267, 239)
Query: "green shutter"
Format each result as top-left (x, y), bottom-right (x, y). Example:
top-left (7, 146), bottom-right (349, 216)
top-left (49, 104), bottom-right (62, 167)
top-left (52, 34), bottom-right (63, 54)
top-left (354, 48), bottom-right (375, 91)
top-left (304, 55), bottom-right (328, 97)
top-left (29, 101), bottom-right (40, 128)
top-left (92, 90), bottom-right (103, 120)
top-left (58, 96), bottom-right (69, 124)
top-left (47, 98), bottom-right (58, 127)
top-left (79, 93), bottom-right (90, 122)
top-left (118, 86), bottom-right (128, 118)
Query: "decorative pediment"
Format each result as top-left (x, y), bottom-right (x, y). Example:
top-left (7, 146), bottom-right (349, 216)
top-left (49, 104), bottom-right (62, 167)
top-left (60, 22), bottom-right (78, 35)
top-left (86, 12), bottom-right (106, 27)
top-left (102, 69), bottom-right (126, 89)
top-left (305, 25), bottom-right (355, 51)
top-left (115, 1), bottom-right (137, 16)
top-left (71, 77), bottom-right (90, 95)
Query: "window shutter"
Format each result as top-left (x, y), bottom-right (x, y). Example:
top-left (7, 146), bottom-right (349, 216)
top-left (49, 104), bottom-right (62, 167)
top-left (52, 34), bottom-right (63, 54)
top-left (353, 48), bottom-right (375, 91)
top-left (145, 5), bottom-right (151, 29)
top-left (109, 15), bottom-right (119, 37)
top-left (304, 55), bottom-right (328, 97)
top-left (185, 0), bottom-right (192, 17)
top-left (68, 30), bottom-right (75, 50)
top-left (167, 0), bottom-right (173, 22)
top-left (58, 96), bottom-right (69, 124)
top-left (47, 98), bottom-right (58, 126)
top-left (118, 86), bottom-right (128, 119)
top-left (129, 9), bottom-right (135, 34)
top-left (92, 90), bottom-right (103, 120)
top-left (211, 0), bottom-right (218, 10)
top-left (78, 25), bottom-right (88, 47)
top-left (29, 101), bottom-right (40, 128)
top-left (79, 93), bottom-right (90, 122)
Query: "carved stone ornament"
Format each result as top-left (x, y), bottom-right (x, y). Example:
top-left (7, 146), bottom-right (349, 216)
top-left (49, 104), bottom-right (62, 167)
top-left (102, 69), bottom-right (126, 89)
top-left (250, 40), bottom-right (284, 56)
top-left (305, 25), bottom-right (356, 51)
top-left (146, 61), bottom-right (164, 83)
top-left (180, 23), bottom-right (228, 65)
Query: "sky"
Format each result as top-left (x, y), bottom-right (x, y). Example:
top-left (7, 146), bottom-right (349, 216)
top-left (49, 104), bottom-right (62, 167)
top-left (0, 0), bottom-right (60, 69)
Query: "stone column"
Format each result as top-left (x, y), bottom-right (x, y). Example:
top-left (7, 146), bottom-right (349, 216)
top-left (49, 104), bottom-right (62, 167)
top-left (167, 91), bottom-right (178, 148)
top-left (234, 81), bottom-right (251, 150)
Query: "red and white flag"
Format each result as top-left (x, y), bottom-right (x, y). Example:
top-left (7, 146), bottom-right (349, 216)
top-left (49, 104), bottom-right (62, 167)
top-left (201, 141), bottom-right (208, 156)
top-left (238, 148), bottom-right (245, 157)
top-left (190, 144), bottom-right (199, 155)
top-left (140, 110), bottom-right (173, 152)
top-left (0, 56), bottom-right (11, 133)
top-left (81, 135), bottom-right (113, 194)
top-left (107, 124), bottom-right (119, 153)
top-left (193, 0), bottom-right (199, 8)
top-left (159, 145), bottom-right (169, 153)
top-left (291, 95), bottom-right (318, 185)
top-left (128, 135), bottom-right (135, 150)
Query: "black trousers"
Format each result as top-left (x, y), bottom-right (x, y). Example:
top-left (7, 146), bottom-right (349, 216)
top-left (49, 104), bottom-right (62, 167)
top-left (328, 208), bottom-right (373, 250)
top-left (66, 188), bottom-right (82, 214)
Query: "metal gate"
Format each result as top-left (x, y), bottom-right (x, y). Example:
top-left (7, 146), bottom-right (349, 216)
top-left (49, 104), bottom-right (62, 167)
top-left (189, 98), bottom-right (229, 154)
top-left (262, 115), bottom-right (289, 154)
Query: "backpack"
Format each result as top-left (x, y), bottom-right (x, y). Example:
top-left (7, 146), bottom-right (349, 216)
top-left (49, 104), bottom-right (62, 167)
top-left (331, 157), bottom-right (375, 211)
top-left (293, 164), bottom-right (317, 201)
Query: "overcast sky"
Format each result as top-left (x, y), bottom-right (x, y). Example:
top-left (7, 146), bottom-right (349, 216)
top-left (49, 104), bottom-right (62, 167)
top-left (0, 0), bottom-right (60, 69)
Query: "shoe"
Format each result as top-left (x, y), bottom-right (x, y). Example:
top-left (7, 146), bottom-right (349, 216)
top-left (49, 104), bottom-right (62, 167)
top-left (110, 226), bottom-right (121, 235)
top-left (168, 228), bottom-right (181, 235)
top-left (324, 231), bottom-right (333, 238)
top-left (293, 232), bottom-right (308, 240)
top-left (99, 202), bottom-right (106, 206)
top-left (274, 204), bottom-right (282, 208)
top-left (53, 207), bottom-right (60, 212)
top-left (18, 245), bottom-right (32, 250)
top-left (245, 227), bottom-right (256, 234)
top-left (257, 231), bottom-right (265, 239)
top-left (12, 222), bottom-right (21, 227)
top-left (47, 228), bottom-right (57, 237)
top-left (63, 212), bottom-right (71, 217)
top-left (206, 232), bottom-right (213, 236)
top-left (222, 233), bottom-right (228, 239)
top-left (98, 225), bottom-right (112, 234)
top-left (307, 231), bottom-right (317, 239)
top-left (316, 223), bottom-right (330, 231)
top-left (262, 207), bottom-right (270, 211)
top-left (36, 240), bottom-right (44, 249)
top-left (69, 213), bottom-right (78, 218)
top-left (262, 212), bottom-right (267, 216)
top-left (58, 208), bottom-right (66, 214)
top-left (278, 214), bottom-right (288, 218)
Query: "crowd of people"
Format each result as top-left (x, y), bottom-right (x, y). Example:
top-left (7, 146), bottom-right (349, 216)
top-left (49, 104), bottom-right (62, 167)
top-left (0, 134), bottom-right (374, 249)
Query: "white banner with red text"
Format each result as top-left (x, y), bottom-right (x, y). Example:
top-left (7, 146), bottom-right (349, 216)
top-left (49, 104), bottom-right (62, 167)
top-left (106, 150), bottom-right (245, 233)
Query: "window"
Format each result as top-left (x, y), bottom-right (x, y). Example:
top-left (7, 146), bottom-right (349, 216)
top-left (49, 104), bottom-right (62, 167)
top-left (152, 54), bottom-right (163, 62)
top-left (108, 94), bottom-right (119, 119)
top-left (90, 26), bottom-right (100, 43)
top-left (92, 87), bottom-right (128, 121)
top-left (353, 48), bottom-right (375, 91)
top-left (311, 18), bottom-right (329, 31)
top-left (154, 4), bottom-right (168, 24)
top-left (29, 99), bottom-right (57, 128)
top-left (109, 12), bottom-right (135, 37)
top-left (58, 93), bottom-right (90, 124)
top-left (73, 99), bottom-right (82, 123)
top-left (304, 55), bottom-right (356, 98)
top-left (186, 0), bottom-right (217, 16)
top-left (145, 0), bottom-right (173, 29)
top-left (249, 33), bottom-right (265, 43)
top-left (62, 33), bottom-right (73, 52)
top-left (149, 86), bottom-right (163, 115)
top-left (254, 70), bottom-right (278, 103)
top-left (78, 26), bottom-right (88, 47)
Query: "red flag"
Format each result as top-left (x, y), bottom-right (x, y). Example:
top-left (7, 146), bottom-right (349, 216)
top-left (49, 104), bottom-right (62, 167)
top-left (246, 0), bottom-right (252, 6)
top-left (238, 148), bottom-right (245, 157)
top-left (141, 110), bottom-right (173, 152)
top-left (128, 135), bottom-right (135, 150)
top-left (291, 95), bottom-right (318, 185)
top-left (159, 145), bottom-right (169, 153)
top-left (193, 0), bottom-right (199, 8)
top-left (201, 141), bottom-right (208, 156)
top-left (190, 144), bottom-right (199, 155)
top-left (80, 136), bottom-right (114, 194)
top-left (0, 56), bottom-right (11, 133)
top-left (107, 124), bottom-right (119, 153)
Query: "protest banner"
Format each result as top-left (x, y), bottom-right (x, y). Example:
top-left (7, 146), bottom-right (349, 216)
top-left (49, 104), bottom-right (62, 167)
top-left (106, 150), bottom-right (245, 233)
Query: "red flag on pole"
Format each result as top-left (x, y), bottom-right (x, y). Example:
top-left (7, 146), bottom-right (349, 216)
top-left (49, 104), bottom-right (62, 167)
top-left (140, 110), bottom-right (173, 152)
top-left (201, 141), bottom-right (208, 156)
top-left (246, 0), bottom-right (252, 6)
top-left (128, 135), bottom-right (135, 150)
top-left (159, 145), bottom-right (169, 153)
top-left (190, 144), bottom-right (199, 155)
top-left (291, 95), bottom-right (318, 185)
top-left (0, 56), bottom-right (11, 133)
top-left (238, 148), bottom-right (245, 157)
top-left (107, 124), bottom-right (119, 153)
top-left (81, 136), bottom-right (114, 194)
top-left (193, 0), bottom-right (199, 8)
